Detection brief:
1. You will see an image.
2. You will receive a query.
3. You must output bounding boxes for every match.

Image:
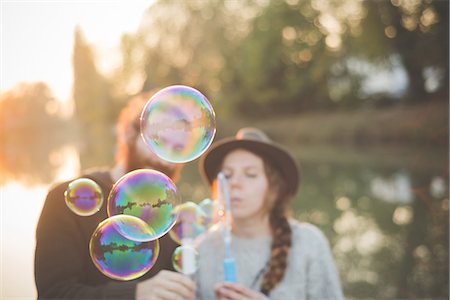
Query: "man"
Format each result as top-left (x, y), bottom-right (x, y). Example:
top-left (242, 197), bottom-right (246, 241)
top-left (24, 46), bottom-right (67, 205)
top-left (35, 93), bottom-right (196, 300)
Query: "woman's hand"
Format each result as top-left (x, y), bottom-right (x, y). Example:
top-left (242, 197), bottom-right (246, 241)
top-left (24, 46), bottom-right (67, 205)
top-left (136, 270), bottom-right (196, 300)
top-left (214, 282), bottom-right (268, 300)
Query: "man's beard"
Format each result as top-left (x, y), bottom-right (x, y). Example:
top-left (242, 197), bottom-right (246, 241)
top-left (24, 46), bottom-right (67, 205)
top-left (124, 142), bottom-right (178, 180)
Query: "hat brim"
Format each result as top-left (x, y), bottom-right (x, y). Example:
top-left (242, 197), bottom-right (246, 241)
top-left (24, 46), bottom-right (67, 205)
top-left (199, 138), bottom-right (300, 195)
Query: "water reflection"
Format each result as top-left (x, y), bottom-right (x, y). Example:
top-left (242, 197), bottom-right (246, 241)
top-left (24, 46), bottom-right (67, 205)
top-left (1, 183), bottom-right (49, 299)
top-left (0, 146), bottom-right (79, 299)
top-left (0, 82), bottom-right (75, 185)
top-left (430, 176), bottom-right (447, 198)
top-left (291, 144), bottom-right (448, 299)
top-left (0, 134), bottom-right (75, 185)
top-left (370, 171), bottom-right (413, 204)
top-left (0, 142), bottom-right (448, 299)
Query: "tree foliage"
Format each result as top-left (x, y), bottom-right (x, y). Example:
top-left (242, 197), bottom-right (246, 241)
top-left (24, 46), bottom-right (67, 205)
top-left (117, 0), bottom-right (448, 117)
top-left (353, 0), bottom-right (449, 101)
top-left (72, 27), bottom-right (116, 169)
top-left (118, 0), bottom-right (261, 116)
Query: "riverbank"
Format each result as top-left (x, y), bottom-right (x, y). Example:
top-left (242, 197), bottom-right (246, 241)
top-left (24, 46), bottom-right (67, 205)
top-left (217, 99), bottom-right (448, 148)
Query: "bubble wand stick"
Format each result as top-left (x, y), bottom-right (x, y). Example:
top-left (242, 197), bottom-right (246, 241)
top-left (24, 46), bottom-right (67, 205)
top-left (218, 172), bottom-right (236, 282)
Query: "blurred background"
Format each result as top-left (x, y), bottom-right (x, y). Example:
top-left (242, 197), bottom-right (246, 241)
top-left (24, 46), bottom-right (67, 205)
top-left (1, 0), bottom-right (448, 299)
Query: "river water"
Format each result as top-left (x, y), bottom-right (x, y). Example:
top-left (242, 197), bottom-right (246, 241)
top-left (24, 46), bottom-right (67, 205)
top-left (1, 143), bottom-right (448, 299)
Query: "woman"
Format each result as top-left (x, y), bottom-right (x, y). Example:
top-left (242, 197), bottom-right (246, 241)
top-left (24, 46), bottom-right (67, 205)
top-left (196, 127), bottom-right (344, 300)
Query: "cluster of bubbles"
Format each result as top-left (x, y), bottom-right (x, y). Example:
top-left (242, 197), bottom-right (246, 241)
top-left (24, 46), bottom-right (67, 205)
top-left (65, 85), bottom-right (220, 280)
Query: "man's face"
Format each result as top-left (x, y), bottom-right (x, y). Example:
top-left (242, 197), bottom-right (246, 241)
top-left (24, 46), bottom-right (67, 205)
top-left (125, 134), bottom-right (179, 181)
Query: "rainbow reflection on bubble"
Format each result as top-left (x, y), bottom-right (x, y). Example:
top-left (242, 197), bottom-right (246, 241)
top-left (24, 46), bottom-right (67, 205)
top-left (140, 85), bottom-right (216, 163)
top-left (172, 245), bottom-right (199, 275)
top-left (89, 215), bottom-right (159, 281)
top-left (64, 178), bottom-right (103, 216)
top-left (112, 214), bottom-right (156, 242)
top-left (169, 201), bottom-right (207, 245)
top-left (107, 169), bottom-right (180, 241)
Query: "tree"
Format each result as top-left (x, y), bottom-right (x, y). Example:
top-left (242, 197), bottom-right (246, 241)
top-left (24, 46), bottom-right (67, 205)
top-left (117, 0), bottom-right (261, 118)
top-left (353, 0), bottom-right (448, 101)
top-left (119, 0), bottom-right (448, 117)
top-left (72, 27), bottom-right (116, 169)
top-left (0, 82), bottom-right (68, 184)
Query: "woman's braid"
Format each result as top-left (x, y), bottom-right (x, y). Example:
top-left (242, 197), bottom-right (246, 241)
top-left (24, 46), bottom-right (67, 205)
top-left (260, 159), bottom-right (293, 295)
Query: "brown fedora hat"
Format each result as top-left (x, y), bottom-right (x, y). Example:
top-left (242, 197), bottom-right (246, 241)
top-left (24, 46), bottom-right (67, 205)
top-left (199, 127), bottom-right (300, 195)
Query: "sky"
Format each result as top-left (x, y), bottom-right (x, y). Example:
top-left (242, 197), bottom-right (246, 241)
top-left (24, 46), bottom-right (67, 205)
top-left (1, 0), bottom-right (152, 102)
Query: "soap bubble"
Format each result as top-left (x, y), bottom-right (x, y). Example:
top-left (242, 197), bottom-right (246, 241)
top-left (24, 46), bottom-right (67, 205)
top-left (172, 245), bottom-right (199, 275)
top-left (169, 201), bottom-right (207, 245)
top-left (198, 198), bottom-right (217, 229)
top-left (107, 169), bottom-right (180, 240)
top-left (140, 85), bottom-right (216, 163)
top-left (111, 214), bottom-right (156, 242)
top-left (64, 178), bottom-right (103, 216)
top-left (89, 215), bottom-right (159, 281)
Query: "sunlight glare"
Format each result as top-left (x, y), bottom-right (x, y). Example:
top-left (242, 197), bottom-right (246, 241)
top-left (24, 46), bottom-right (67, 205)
top-left (0, 145), bottom-right (79, 299)
top-left (1, 2), bottom-right (151, 102)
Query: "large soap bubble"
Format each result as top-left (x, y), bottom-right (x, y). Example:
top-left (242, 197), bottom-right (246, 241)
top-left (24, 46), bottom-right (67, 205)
top-left (89, 215), bottom-right (159, 281)
top-left (64, 178), bottom-right (103, 216)
top-left (107, 169), bottom-right (180, 241)
top-left (140, 85), bottom-right (216, 163)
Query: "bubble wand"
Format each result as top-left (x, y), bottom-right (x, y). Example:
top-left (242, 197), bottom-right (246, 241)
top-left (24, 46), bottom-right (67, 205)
top-left (218, 172), bottom-right (236, 282)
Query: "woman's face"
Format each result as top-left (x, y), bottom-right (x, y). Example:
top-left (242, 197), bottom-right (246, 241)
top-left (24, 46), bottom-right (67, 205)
top-left (221, 149), bottom-right (269, 221)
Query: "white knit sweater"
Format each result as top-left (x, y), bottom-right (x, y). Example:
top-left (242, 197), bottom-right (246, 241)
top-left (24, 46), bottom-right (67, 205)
top-left (195, 220), bottom-right (344, 300)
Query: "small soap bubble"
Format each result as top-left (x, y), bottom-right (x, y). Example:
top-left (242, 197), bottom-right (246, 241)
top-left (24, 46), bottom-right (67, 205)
top-left (89, 215), bottom-right (159, 281)
top-left (172, 245), bottom-right (199, 275)
top-left (169, 201), bottom-right (207, 245)
top-left (64, 178), bottom-right (103, 216)
top-left (140, 85), bottom-right (216, 163)
top-left (198, 198), bottom-right (218, 229)
top-left (107, 169), bottom-right (180, 241)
